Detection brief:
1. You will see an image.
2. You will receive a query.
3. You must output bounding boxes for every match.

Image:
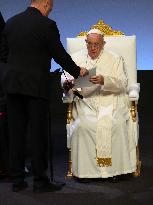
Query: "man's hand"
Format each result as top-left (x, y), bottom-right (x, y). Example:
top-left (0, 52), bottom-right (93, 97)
top-left (63, 79), bottom-right (74, 93)
top-left (90, 74), bottom-right (104, 85)
top-left (79, 68), bottom-right (89, 77)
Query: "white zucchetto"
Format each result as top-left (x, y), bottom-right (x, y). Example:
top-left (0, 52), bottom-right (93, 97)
top-left (87, 29), bottom-right (104, 36)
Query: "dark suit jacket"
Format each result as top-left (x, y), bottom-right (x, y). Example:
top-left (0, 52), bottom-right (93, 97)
top-left (0, 12), bottom-right (6, 111)
top-left (0, 7), bottom-right (80, 99)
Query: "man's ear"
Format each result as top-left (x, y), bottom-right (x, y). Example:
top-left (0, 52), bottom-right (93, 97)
top-left (44, 0), bottom-right (48, 8)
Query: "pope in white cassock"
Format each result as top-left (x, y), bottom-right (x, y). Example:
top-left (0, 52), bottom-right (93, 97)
top-left (61, 29), bottom-right (137, 182)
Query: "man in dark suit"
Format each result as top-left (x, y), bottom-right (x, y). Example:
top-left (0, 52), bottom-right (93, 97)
top-left (0, 12), bottom-right (9, 179)
top-left (0, 0), bottom-right (88, 192)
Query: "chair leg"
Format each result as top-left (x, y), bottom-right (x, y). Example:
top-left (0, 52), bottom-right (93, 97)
top-left (67, 149), bottom-right (73, 177)
top-left (66, 103), bottom-right (73, 177)
top-left (133, 146), bottom-right (141, 177)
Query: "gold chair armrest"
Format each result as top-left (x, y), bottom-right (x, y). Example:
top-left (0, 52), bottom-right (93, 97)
top-left (67, 103), bottom-right (73, 124)
top-left (130, 101), bottom-right (137, 122)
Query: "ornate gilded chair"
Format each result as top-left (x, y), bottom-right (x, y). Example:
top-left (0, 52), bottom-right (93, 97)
top-left (62, 20), bottom-right (140, 177)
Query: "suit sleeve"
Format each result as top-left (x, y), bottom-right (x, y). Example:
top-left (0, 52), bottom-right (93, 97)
top-left (46, 21), bottom-right (80, 79)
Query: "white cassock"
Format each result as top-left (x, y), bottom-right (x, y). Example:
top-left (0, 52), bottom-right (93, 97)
top-left (62, 49), bottom-right (137, 178)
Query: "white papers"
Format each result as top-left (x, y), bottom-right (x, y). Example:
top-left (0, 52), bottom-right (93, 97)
top-left (74, 67), bottom-right (96, 88)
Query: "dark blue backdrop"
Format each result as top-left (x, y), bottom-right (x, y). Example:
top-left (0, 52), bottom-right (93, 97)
top-left (0, 0), bottom-right (153, 70)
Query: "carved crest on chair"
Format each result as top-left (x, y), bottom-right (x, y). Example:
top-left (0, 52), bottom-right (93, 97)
top-left (77, 20), bottom-right (124, 37)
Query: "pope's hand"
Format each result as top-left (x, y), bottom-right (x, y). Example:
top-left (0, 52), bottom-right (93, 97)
top-left (90, 74), bottom-right (104, 85)
top-left (79, 68), bottom-right (89, 77)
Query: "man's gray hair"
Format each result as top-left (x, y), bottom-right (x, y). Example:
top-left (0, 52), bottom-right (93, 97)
top-left (31, 0), bottom-right (44, 3)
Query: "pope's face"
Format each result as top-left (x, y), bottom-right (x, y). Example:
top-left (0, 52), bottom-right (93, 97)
top-left (86, 33), bottom-right (105, 59)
